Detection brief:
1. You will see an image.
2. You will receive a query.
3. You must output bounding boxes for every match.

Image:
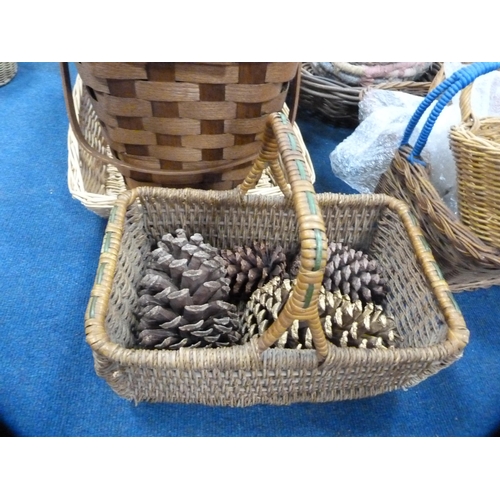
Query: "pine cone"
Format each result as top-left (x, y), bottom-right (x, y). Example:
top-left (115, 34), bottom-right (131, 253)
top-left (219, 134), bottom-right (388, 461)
top-left (318, 287), bottom-right (400, 349)
top-left (136, 229), bottom-right (242, 349)
top-left (242, 277), bottom-right (399, 350)
top-left (290, 242), bottom-right (388, 306)
top-left (221, 241), bottom-right (289, 302)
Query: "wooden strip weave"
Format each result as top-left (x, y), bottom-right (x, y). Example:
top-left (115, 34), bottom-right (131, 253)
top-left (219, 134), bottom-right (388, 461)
top-left (76, 62), bottom-right (299, 188)
top-left (84, 113), bottom-right (468, 406)
top-left (66, 74), bottom-right (315, 216)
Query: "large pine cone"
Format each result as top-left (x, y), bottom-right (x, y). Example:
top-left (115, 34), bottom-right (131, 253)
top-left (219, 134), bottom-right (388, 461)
top-left (242, 277), bottom-right (399, 350)
top-left (136, 229), bottom-right (242, 349)
top-left (221, 241), bottom-right (289, 302)
top-left (290, 242), bottom-right (388, 306)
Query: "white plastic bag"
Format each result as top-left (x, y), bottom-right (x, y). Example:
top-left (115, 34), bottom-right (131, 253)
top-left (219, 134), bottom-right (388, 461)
top-left (329, 63), bottom-right (500, 215)
top-left (330, 88), bottom-right (460, 213)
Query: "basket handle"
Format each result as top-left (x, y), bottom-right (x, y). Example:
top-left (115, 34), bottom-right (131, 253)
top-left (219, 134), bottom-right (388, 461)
top-left (457, 66), bottom-right (500, 130)
top-left (239, 112), bottom-right (329, 360)
top-left (399, 62), bottom-right (500, 162)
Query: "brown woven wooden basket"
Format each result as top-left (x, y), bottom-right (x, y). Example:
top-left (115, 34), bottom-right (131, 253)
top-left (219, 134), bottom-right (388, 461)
top-left (376, 62), bottom-right (500, 292)
top-left (65, 73), bottom-right (314, 217)
top-left (70, 62), bottom-right (299, 189)
top-left (299, 62), bottom-right (442, 126)
top-left (450, 79), bottom-right (500, 249)
top-left (85, 112), bottom-right (468, 406)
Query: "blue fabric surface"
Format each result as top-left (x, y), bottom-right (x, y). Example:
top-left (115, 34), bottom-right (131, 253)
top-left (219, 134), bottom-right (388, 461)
top-left (1, 63), bottom-right (499, 437)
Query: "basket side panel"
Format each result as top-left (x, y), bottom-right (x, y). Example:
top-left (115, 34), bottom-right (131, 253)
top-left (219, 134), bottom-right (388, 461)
top-left (105, 201), bottom-right (150, 347)
top-left (376, 149), bottom-right (500, 291)
top-left (369, 206), bottom-right (449, 348)
top-left (94, 353), bottom-right (457, 406)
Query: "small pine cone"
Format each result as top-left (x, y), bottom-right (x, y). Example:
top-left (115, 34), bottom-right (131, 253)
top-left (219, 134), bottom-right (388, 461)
top-left (290, 242), bottom-right (388, 306)
top-left (319, 289), bottom-right (400, 349)
top-left (135, 229), bottom-right (241, 349)
top-left (242, 277), bottom-right (400, 350)
top-left (241, 277), bottom-right (312, 349)
top-left (221, 241), bottom-right (289, 302)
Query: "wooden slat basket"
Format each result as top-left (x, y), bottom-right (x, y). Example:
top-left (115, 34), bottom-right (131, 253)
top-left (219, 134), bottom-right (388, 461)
top-left (376, 62), bottom-right (500, 292)
top-left (85, 112), bottom-right (468, 406)
top-left (63, 68), bottom-right (315, 218)
top-left (69, 62), bottom-right (300, 190)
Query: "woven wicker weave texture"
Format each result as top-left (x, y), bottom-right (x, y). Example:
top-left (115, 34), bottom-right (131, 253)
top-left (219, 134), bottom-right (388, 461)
top-left (376, 63), bottom-right (500, 292)
top-left (450, 83), bottom-right (500, 249)
top-left (0, 63), bottom-right (17, 86)
top-left (299, 62), bottom-right (441, 126)
top-left (76, 62), bottom-right (299, 189)
top-left (85, 113), bottom-right (468, 405)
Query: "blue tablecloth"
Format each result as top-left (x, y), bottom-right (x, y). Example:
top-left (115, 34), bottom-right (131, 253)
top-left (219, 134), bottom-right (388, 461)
top-left (1, 63), bottom-right (499, 437)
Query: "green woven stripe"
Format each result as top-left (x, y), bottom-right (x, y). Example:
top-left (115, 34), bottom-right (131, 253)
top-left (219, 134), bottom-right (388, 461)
top-left (304, 284), bottom-right (315, 308)
top-left (419, 235), bottom-right (431, 252)
top-left (296, 159), bottom-right (307, 180)
top-left (306, 192), bottom-right (317, 215)
top-left (408, 211), bottom-right (419, 227)
top-left (87, 296), bottom-right (98, 319)
top-left (109, 206), bottom-right (118, 223)
top-left (95, 263), bottom-right (106, 285)
top-left (447, 291), bottom-right (461, 312)
top-left (287, 132), bottom-right (297, 151)
top-left (314, 229), bottom-right (323, 271)
top-left (279, 112), bottom-right (288, 124)
top-left (433, 261), bottom-right (444, 280)
top-left (101, 232), bottom-right (112, 253)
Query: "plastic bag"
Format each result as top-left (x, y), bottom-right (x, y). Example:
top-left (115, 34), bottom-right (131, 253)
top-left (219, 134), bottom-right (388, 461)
top-left (329, 63), bottom-right (500, 215)
top-left (330, 88), bottom-right (461, 213)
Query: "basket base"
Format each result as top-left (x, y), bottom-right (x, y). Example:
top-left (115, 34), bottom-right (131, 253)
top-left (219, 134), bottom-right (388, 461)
top-left (123, 159), bottom-right (254, 190)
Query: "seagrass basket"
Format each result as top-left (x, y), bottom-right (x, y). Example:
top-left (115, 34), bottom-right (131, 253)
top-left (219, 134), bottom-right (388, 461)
top-left (299, 62), bottom-right (442, 126)
top-left (68, 62), bottom-right (299, 189)
top-left (0, 63), bottom-right (17, 86)
top-left (376, 62), bottom-right (500, 292)
top-left (64, 72), bottom-right (315, 217)
top-left (85, 112), bottom-right (468, 406)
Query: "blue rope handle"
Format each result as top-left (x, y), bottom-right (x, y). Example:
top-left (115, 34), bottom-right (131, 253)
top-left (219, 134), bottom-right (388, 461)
top-left (399, 62), bottom-right (500, 164)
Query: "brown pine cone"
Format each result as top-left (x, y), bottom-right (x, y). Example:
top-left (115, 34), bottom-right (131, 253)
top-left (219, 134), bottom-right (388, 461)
top-left (290, 242), bottom-right (389, 306)
top-left (135, 229), bottom-right (241, 349)
top-left (221, 241), bottom-right (289, 302)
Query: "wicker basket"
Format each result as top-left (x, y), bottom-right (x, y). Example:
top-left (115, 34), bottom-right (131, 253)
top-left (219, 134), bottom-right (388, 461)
top-left (376, 62), bottom-right (500, 292)
top-left (85, 112), bottom-right (468, 406)
top-left (66, 62), bottom-right (299, 189)
top-left (450, 75), bottom-right (500, 249)
top-left (64, 72), bottom-right (315, 218)
top-left (0, 63), bottom-right (17, 86)
top-left (299, 62), bottom-right (442, 126)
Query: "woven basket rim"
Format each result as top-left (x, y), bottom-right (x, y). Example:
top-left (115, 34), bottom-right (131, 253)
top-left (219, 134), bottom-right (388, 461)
top-left (452, 118), bottom-right (500, 152)
top-left (85, 187), bottom-right (469, 370)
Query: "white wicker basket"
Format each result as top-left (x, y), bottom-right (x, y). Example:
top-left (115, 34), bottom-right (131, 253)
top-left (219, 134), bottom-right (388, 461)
top-left (0, 63), bottom-right (17, 86)
top-left (67, 76), bottom-right (315, 218)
